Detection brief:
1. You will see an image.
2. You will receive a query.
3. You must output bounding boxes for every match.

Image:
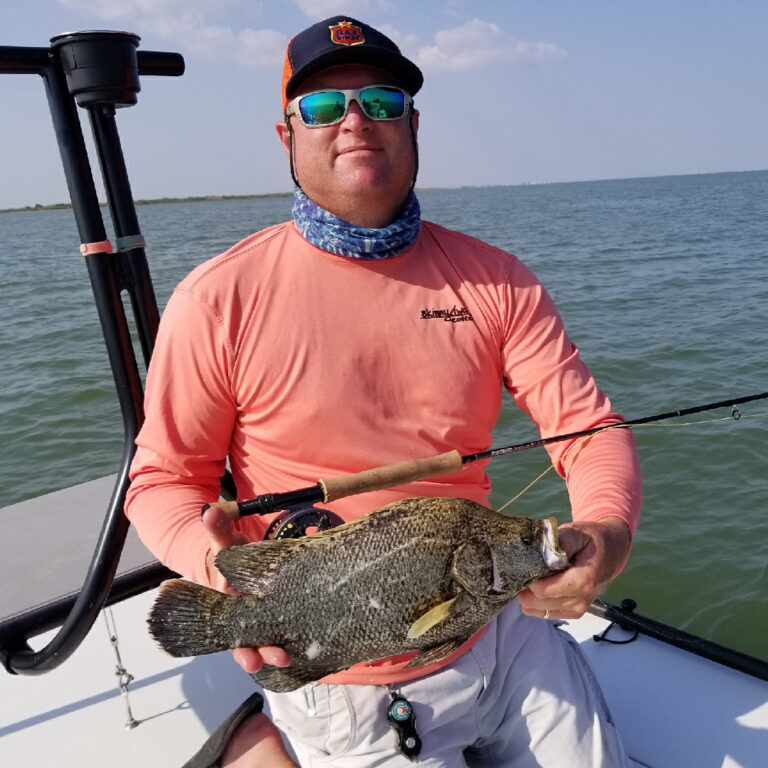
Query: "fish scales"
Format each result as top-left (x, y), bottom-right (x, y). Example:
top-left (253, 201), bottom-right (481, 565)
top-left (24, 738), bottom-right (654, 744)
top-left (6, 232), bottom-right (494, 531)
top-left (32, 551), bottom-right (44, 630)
top-left (148, 497), bottom-right (568, 691)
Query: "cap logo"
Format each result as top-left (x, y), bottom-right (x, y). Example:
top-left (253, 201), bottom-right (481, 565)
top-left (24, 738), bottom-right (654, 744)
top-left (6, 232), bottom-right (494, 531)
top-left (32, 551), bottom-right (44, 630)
top-left (329, 20), bottom-right (365, 47)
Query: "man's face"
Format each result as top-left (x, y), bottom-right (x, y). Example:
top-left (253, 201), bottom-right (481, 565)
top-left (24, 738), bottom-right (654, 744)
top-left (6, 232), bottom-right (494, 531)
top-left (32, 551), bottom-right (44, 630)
top-left (276, 64), bottom-right (419, 228)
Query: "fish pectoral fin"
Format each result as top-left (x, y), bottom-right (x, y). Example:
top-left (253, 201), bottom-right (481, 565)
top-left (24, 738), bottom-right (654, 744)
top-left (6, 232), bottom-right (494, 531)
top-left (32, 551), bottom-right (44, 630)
top-left (406, 638), bottom-right (464, 667)
top-left (407, 597), bottom-right (458, 639)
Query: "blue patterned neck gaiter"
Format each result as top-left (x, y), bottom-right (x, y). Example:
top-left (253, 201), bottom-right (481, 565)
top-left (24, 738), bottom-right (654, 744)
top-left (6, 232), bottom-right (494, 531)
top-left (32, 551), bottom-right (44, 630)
top-left (292, 187), bottom-right (421, 260)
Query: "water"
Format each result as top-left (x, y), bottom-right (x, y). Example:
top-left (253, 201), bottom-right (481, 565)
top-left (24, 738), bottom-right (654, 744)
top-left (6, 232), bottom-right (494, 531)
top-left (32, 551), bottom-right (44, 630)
top-left (1, 172), bottom-right (766, 661)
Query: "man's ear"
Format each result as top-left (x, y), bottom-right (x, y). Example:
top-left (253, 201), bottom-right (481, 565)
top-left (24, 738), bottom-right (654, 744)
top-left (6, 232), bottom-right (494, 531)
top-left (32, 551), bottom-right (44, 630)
top-left (410, 108), bottom-right (419, 134)
top-left (275, 120), bottom-right (291, 155)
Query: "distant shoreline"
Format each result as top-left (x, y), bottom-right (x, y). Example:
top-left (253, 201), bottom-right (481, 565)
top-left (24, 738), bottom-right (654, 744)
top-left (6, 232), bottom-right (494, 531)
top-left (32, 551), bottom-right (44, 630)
top-left (0, 192), bottom-right (292, 214)
top-left (3, 168), bottom-right (765, 214)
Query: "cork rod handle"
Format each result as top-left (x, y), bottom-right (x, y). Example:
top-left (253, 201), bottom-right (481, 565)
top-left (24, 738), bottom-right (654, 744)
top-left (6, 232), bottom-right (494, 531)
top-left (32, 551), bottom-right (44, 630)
top-left (319, 450), bottom-right (463, 503)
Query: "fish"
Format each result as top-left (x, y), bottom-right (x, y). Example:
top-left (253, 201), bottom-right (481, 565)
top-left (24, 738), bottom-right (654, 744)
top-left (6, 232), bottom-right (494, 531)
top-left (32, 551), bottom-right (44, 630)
top-left (147, 496), bottom-right (569, 692)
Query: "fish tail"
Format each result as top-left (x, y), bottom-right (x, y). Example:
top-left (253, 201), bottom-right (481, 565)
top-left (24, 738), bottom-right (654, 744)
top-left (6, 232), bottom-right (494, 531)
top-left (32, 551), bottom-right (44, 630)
top-left (148, 579), bottom-right (239, 657)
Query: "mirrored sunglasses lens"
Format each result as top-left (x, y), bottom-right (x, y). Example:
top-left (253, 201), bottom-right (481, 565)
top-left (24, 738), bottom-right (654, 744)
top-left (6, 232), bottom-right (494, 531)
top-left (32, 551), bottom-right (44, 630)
top-left (360, 87), bottom-right (406, 120)
top-left (299, 91), bottom-right (346, 125)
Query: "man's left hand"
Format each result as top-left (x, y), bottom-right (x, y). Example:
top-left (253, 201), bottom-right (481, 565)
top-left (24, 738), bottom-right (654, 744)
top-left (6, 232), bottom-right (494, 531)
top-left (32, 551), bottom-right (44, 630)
top-left (518, 516), bottom-right (631, 619)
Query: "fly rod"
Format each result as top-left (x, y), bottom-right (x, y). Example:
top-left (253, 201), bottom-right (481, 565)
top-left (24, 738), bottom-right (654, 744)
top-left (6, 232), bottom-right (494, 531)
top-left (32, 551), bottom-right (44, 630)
top-left (215, 391), bottom-right (768, 521)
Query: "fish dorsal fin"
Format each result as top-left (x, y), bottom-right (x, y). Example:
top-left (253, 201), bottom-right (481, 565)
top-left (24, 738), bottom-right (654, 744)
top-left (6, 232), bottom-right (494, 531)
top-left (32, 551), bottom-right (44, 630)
top-left (215, 539), bottom-right (302, 596)
top-left (406, 638), bottom-right (464, 667)
top-left (407, 596), bottom-right (458, 639)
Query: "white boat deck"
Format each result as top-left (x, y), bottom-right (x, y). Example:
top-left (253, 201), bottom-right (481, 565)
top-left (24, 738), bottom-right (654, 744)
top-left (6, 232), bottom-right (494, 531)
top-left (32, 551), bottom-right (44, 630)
top-left (567, 611), bottom-right (768, 767)
top-left (1, 588), bottom-right (255, 766)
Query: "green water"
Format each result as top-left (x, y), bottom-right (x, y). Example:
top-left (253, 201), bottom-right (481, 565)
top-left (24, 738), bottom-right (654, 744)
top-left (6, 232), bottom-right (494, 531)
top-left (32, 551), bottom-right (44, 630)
top-left (0, 172), bottom-right (766, 660)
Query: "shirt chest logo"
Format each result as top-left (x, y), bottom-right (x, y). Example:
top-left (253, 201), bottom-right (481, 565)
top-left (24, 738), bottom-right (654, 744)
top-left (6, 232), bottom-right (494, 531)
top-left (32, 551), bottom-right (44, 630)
top-left (421, 305), bottom-right (474, 323)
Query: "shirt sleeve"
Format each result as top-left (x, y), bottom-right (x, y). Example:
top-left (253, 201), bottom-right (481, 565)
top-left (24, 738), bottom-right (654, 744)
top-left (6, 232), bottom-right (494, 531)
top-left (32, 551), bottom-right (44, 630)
top-left (500, 259), bottom-right (642, 538)
top-left (125, 287), bottom-right (245, 586)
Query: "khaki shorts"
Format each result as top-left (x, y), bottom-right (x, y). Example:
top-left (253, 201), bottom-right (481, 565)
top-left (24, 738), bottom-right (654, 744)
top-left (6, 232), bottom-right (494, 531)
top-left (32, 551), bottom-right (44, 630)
top-left (265, 601), bottom-right (629, 767)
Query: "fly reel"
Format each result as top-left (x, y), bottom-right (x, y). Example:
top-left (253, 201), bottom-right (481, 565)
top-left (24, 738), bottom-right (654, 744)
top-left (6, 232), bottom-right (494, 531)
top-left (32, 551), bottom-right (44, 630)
top-left (263, 505), bottom-right (345, 540)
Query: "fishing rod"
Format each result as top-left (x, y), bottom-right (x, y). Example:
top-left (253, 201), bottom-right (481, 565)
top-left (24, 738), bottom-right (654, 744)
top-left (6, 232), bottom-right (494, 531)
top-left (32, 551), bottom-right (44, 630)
top-left (216, 391), bottom-right (768, 521)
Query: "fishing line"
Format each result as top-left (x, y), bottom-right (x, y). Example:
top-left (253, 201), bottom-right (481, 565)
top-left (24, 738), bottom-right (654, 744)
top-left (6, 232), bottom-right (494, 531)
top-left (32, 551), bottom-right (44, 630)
top-left (498, 429), bottom-right (600, 512)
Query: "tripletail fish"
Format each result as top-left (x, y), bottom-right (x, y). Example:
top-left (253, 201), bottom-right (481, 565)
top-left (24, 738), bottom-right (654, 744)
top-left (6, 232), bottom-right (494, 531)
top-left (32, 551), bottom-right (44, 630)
top-left (148, 497), bottom-right (569, 692)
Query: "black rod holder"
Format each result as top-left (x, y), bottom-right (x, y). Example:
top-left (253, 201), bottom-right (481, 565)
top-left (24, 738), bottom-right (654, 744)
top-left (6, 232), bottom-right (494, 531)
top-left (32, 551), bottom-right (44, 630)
top-left (0, 32), bottom-right (183, 675)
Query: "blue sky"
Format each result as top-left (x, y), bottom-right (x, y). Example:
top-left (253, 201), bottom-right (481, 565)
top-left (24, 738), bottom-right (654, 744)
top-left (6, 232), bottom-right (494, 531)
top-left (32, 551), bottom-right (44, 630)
top-left (1, 1), bottom-right (766, 208)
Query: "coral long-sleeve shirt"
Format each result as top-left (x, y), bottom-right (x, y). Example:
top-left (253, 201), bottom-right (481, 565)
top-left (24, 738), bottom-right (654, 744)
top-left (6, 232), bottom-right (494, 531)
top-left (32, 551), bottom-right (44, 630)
top-left (126, 219), bottom-right (641, 685)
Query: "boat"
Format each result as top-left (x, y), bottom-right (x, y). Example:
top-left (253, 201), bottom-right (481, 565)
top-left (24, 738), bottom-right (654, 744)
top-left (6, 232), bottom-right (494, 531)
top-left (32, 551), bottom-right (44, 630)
top-left (2, 31), bottom-right (767, 768)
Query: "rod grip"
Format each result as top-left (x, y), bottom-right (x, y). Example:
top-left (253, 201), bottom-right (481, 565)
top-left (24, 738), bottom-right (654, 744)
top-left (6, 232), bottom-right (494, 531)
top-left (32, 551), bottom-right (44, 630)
top-left (319, 450), bottom-right (463, 503)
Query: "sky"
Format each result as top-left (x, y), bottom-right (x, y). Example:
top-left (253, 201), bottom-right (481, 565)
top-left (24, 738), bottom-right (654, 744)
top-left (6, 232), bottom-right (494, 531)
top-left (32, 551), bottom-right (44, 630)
top-left (0, 0), bottom-right (766, 209)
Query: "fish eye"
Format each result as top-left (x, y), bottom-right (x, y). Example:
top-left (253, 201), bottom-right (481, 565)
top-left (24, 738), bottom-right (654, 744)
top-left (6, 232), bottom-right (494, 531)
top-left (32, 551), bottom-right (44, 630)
top-left (520, 521), bottom-right (534, 546)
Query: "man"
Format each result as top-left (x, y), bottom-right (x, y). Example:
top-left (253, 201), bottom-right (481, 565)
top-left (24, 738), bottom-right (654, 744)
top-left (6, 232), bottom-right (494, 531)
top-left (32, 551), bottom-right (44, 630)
top-left (126, 16), bottom-right (641, 767)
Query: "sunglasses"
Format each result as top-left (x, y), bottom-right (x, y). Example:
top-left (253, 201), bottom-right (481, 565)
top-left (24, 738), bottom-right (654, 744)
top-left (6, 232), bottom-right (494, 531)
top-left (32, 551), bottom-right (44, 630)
top-left (285, 85), bottom-right (413, 127)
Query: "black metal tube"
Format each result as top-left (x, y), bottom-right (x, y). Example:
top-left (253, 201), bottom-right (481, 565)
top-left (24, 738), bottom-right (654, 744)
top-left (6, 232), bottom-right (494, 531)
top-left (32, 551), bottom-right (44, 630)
top-left (0, 46), bottom-right (184, 77)
top-left (40, 60), bottom-right (108, 244)
top-left (89, 104), bottom-right (160, 363)
top-left (0, 46), bottom-right (49, 74)
top-left (0, 563), bottom-right (176, 672)
top-left (136, 50), bottom-right (185, 77)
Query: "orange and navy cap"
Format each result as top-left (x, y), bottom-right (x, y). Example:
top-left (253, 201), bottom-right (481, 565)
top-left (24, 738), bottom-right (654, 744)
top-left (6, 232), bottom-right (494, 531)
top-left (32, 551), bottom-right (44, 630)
top-left (281, 16), bottom-right (423, 111)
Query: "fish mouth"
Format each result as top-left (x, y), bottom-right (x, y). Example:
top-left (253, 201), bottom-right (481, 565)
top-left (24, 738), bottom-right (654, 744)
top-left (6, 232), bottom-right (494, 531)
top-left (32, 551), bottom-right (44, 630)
top-left (541, 517), bottom-right (569, 571)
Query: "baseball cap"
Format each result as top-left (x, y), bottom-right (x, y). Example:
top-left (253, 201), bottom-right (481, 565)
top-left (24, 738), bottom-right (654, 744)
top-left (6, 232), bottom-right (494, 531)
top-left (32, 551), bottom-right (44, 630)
top-left (281, 16), bottom-right (423, 110)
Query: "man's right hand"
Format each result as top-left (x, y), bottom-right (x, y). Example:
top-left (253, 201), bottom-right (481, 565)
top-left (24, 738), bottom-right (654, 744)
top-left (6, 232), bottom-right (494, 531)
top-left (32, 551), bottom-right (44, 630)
top-left (201, 503), bottom-right (291, 674)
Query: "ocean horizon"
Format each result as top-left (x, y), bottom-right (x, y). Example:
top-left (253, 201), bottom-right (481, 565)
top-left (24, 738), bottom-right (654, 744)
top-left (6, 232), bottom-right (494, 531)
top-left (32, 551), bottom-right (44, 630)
top-left (2, 167), bottom-right (766, 214)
